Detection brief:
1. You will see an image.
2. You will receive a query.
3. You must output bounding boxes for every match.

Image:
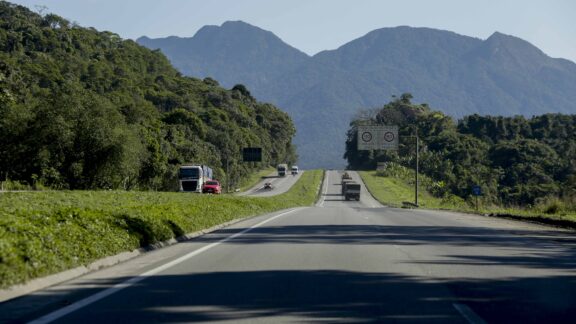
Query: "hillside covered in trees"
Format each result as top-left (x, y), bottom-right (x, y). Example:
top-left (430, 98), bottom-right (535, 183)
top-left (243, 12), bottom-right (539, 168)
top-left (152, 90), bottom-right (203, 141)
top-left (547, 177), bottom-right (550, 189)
top-left (345, 94), bottom-right (576, 206)
top-left (0, 2), bottom-right (296, 190)
top-left (139, 21), bottom-right (576, 169)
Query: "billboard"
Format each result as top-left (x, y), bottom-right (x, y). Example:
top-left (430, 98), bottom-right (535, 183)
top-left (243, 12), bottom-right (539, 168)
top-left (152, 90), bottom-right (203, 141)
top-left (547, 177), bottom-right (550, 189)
top-left (357, 125), bottom-right (398, 150)
top-left (242, 147), bottom-right (262, 162)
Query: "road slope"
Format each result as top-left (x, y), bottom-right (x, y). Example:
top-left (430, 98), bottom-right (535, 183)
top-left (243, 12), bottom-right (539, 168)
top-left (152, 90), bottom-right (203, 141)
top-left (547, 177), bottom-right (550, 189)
top-left (236, 170), bottom-right (304, 197)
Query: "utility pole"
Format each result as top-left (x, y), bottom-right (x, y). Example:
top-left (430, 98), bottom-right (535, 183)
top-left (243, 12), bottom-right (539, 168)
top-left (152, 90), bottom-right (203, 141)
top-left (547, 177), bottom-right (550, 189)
top-left (415, 127), bottom-right (419, 207)
top-left (226, 157), bottom-right (230, 193)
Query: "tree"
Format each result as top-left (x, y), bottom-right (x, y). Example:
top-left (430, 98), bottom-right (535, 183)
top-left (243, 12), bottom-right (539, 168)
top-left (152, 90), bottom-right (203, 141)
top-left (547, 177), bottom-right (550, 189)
top-left (489, 139), bottom-right (561, 204)
top-left (0, 2), bottom-right (298, 190)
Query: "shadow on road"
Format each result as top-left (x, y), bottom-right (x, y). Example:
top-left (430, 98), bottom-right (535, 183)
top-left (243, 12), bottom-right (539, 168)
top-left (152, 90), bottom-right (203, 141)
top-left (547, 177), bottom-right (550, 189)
top-left (191, 221), bottom-right (576, 270)
top-left (3, 217), bottom-right (576, 323)
top-left (8, 269), bottom-right (576, 323)
top-left (262, 175), bottom-right (282, 179)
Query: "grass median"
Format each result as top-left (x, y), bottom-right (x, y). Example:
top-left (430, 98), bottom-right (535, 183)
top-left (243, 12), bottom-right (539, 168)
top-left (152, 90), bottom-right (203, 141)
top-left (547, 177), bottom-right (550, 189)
top-left (359, 170), bottom-right (576, 228)
top-left (359, 171), bottom-right (467, 209)
top-left (0, 170), bottom-right (323, 289)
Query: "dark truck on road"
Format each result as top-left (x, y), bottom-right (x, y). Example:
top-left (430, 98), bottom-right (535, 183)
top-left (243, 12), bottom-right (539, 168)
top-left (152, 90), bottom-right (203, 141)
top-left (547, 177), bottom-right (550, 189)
top-left (342, 181), bottom-right (361, 201)
top-left (341, 178), bottom-right (352, 195)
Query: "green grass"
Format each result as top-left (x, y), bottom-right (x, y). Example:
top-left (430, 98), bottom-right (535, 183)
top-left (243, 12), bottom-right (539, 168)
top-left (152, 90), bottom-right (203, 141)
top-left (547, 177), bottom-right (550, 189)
top-left (359, 171), bottom-right (466, 209)
top-left (359, 170), bottom-right (576, 227)
top-left (0, 170), bottom-right (323, 289)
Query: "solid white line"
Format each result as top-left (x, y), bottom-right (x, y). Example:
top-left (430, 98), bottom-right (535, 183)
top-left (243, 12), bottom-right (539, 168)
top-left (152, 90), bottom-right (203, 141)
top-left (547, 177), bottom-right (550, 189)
top-left (453, 303), bottom-right (487, 324)
top-left (29, 208), bottom-right (301, 324)
top-left (318, 170), bottom-right (329, 207)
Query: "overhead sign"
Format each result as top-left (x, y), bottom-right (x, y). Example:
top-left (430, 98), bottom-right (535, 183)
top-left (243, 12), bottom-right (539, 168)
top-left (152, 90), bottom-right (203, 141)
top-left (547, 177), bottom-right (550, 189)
top-left (242, 147), bottom-right (262, 162)
top-left (357, 125), bottom-right (398, 150)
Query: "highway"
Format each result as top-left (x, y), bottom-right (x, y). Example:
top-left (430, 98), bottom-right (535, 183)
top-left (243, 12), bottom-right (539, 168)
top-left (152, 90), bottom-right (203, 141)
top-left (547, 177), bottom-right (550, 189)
top-left (236, 170), bottom-right (303, 197)
top-left (2, 171), bottom-right (576, 323)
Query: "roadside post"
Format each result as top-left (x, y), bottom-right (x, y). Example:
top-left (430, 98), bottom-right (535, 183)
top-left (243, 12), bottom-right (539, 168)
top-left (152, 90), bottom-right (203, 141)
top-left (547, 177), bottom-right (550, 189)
top-left (396, 127), bottom-right (420, 207)
top-left (472, 185), bottom-right (482, 211)
top-left (414, 128), bottom-right (419, 207)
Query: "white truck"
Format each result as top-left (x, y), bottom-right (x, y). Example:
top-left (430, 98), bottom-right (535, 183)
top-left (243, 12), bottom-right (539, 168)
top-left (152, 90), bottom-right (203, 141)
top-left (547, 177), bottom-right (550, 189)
top-left (291, 165), bottom-right (299, 175)
top-left (179, 165), bottom-right (213, 192)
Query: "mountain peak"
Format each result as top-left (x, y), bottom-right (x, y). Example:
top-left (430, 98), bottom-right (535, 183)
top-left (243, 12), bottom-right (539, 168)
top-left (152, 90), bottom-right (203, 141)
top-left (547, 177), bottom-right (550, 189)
top-left (194, 20), bottom-right (274, 39)
top-left (138, 20), bottom-right (309, 90)
top-left (221, 20), bottom-right (255, 28)
top-left (484, 31), bottom-right (547, 57)
top-left (190, 20), bottom-right (308, 59)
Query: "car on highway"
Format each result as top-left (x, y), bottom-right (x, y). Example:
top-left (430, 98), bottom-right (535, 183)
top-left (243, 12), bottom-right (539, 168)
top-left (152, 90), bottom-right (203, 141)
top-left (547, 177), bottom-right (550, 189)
top-left (202, 180), bottom-right (222, 194)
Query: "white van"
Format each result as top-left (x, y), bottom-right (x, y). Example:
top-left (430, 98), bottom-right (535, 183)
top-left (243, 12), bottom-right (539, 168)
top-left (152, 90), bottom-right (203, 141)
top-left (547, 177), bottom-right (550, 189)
top-left (291, 166), bottom-right (299, 175)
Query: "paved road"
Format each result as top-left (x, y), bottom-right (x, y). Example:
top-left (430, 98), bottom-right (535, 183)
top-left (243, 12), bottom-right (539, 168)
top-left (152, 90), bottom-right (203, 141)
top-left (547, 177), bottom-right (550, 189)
top-left (236, 170), bottom-right (303, 197)
top-left (3, 171), bottom-right (576, 323)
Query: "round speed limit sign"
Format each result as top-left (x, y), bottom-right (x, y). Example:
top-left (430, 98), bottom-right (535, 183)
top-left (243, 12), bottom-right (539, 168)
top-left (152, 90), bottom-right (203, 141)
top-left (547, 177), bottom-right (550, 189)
top-left (384, 131), bottom-right (395, 142)
top-left (361, 131), bottom-right (373, 142)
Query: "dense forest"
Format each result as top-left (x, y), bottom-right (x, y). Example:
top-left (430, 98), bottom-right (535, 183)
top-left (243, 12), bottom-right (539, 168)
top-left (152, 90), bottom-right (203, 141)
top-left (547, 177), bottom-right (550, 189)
top-left (345, 93), bottom-right (576, 206)
top-left (0, 2), bottom-right (296, 190)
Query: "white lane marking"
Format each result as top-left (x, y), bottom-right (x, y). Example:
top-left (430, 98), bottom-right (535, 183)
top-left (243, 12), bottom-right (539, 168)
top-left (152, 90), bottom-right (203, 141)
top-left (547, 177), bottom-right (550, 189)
top-left (453, 303), bottom-right (486, 324)
top-left (29, 208), bottom-right (301, 324)
top-left (318, 170), bottom-right (330, 207)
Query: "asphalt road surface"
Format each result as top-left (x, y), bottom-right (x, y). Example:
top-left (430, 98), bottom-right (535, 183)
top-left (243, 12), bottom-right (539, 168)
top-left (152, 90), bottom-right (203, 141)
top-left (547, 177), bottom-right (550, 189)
top-left (3, 170), bottom-right (576, 323)
top-left (236, 170), bottom-right (303, 197)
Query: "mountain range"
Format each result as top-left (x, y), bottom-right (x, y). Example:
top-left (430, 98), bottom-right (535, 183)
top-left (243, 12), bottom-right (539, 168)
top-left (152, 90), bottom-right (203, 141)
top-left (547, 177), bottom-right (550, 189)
top-left (137, 21), bottom-right (576, 169)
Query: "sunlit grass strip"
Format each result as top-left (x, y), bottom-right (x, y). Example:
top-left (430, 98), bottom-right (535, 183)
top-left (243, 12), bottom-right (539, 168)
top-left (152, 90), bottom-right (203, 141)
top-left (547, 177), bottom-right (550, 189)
top-left (0, 170), bottom-right (322, 289)
top-left (359, 171), bottom-right (466, 209)
top-left (359, 170), bottom-right (576, 227)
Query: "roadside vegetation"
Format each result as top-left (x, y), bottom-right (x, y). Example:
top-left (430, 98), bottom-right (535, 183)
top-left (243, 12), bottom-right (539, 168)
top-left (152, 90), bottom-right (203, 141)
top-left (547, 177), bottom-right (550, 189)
top-left (359, 169), bottom-right (466, 209)
top-left (360, 168), bottom-right (576, 228)
top-left (0, 2), bottom-right (297, 192)
top-left (0, 170), bottom-right (322, 289)
top-left (346, 94), bottom-right (576, 217)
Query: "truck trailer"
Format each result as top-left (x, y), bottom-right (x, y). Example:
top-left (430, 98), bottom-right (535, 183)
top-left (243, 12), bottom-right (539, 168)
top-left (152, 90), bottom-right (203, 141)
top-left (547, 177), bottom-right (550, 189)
top-left (179, 165), bottom-right (213, 192)
top-left (343, 182), bottom-right (361, 201)
top-left (277, 164), bottom-right (288, 177)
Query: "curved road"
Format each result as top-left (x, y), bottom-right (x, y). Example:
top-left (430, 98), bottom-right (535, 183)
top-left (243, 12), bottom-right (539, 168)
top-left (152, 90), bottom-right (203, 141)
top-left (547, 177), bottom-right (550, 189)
top-left (2, 171), bottom-right (576, 323)
top-left (236, 170), bottom-right (304, 197)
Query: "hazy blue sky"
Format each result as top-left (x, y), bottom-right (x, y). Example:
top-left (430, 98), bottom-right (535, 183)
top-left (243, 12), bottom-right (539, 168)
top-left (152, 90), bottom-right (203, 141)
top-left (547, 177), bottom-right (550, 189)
top-left (9, 0), bottom-right (576, 62)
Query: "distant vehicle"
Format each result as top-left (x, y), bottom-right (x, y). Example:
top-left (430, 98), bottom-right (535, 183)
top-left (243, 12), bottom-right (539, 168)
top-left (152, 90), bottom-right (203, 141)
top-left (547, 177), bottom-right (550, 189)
top-left (264, 182), bottom-right (273, 190)
top-left (342, 172), bottom-right (352, 180)
top-left (179, 165), bottom-right (213, 192)
top-left (343, 182), bottom-right (361, 201)
top-left (341, 178), bottom-right (353, 195)
top-left (277, 164), bottom-right (288, 177)
top-left (291, 165), bottom-right (299, 175)
top-left (202, 180), bottom-right (221, 194)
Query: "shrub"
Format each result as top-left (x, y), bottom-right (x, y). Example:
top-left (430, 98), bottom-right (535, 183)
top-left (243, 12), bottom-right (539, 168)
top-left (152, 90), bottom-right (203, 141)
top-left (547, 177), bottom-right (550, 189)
top-left (535, 196), bottom-right (566, 214)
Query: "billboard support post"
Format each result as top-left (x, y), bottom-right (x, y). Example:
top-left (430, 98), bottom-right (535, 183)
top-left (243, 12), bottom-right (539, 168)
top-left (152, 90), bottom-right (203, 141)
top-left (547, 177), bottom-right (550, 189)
top-left (415, 127), bottom-right (419, 207)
